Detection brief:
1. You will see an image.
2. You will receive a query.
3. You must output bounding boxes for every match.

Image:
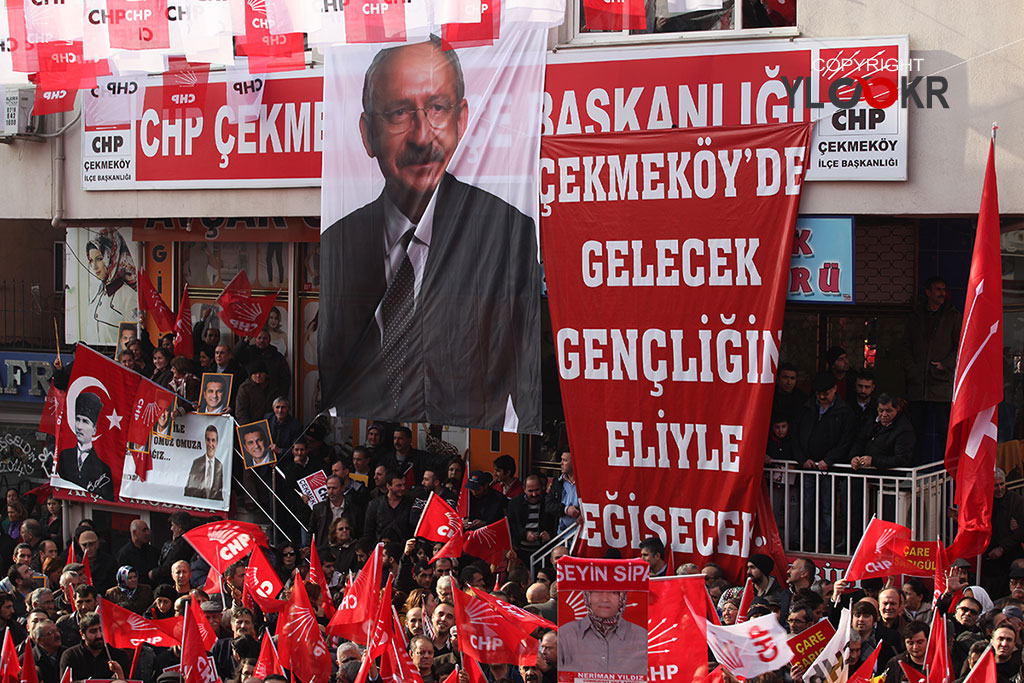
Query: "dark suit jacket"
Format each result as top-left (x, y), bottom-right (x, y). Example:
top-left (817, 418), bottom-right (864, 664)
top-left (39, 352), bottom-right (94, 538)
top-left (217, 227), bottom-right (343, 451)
top-left (320, 173), bottom-right (541, 433)
top-left (184, 455), bottom-right (224, 500)
top-left (57, 447), bottom-right (114, 500)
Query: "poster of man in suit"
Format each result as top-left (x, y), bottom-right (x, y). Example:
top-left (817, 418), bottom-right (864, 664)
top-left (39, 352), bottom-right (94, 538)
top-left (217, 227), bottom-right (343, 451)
top-left (238, 420), bottom-right (275, 469)
top-left (197, 374), bottom-right (232, 414)
top-left (320, 29), bottom-right (547, 434)
top-left (184, 424), bottom-right (225, 500)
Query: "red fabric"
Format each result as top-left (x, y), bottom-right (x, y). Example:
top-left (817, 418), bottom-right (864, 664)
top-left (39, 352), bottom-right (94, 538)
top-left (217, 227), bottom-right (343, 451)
top-left (34, 41), bottom-right (108, 90)
top-left (4, 0), bottom-right (38, 73)
top-left (277, 578), bottom-right (331, 683)
top-left (648, 576), bottom-right (708, 683)
top-left (38, 384), bottom-right (65, 436)
top-left (962, 648), bottom-right (996, 683)
top-left (184, 520), bottom-right (268, 577)
top-left (243, 548), bottom-right (287, 613)
top-left (19, 638), bottom-right (37, 683)
top-left (380, 608), bottom-right (422, 683)
top-left (22, 484), bottom-right (51, 506)
top-left (327, 543), bottom-right (382, 644)
top-left (735, 577), bottom-right (754, 623)
top-left (66, 544), bottom-right (75, 565)
top-left (469, 586), bottom-right (556, 631)
top-left (582, 0), bottom-right (646, 30)
top-left (354, 576), bottom-right (393, 683)
top-left (343, 0), bottom-right (406, 43)
top-left (99, 598), bottom-right (181, 648)
top-left (253, 631), bottom-right (283, 680)
top-left (413, 492), bottom-right (462, 543)
top-left (926, 605), bottom-right (950, 683)
top-left (451, 587), bottom-right (538, 666)
top-left (945, 139), bottom-right (1002, 561)
top-left (441, 0), bottom-right (500, 50)
top-left (457, 464), bottom-right (469, 519)
top-left (462, 518), bottom-right (512, 567)
top-left (105, 0), bottom-right (169, 50)
top-left (755, 481), bottom-right (791, 586)
top-left (32, 86), bottom-right (77, 115)
top-left (137, 270), bottom-right (175, 332)
top-left (236, 0), bottom-right (304, 73)
top-left (845, 518), bottom-right (927, 582)
top-left (130, 450), bottom-right (153, 483)
top-left (82, 553), bottom-right (93, 589)
top-left (462, 657), bottom-right (488, 683)
top-left (541, 123), bottom-right (813, 580)
top-left (848, 643), bottom-right (883, 683)
top-left (187, 595), bottom-right (217, 652)
top-left (933, 543), bottom-right (948, 604)
top-left (173, 285), bottom-right (193, 359)
top-left (217, 271), bottom-right (278, 337)
top-left (900, 661), bottom-right (926, 683)
top-left (0, 629), bottom-right (19, 683)
top-left (308, 539), bottom-right (336, 619)
top-left (161, 58), bottom-right (209, 115)
top-left (126, 379), bottom-right (175, 446)
top-left (129, 643), bottom-right (143, 680)
top-left (181, 599), bottom-right (216, 683)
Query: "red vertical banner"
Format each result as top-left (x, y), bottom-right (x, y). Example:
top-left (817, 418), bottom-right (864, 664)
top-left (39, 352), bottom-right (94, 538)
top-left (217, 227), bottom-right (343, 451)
top-left (540, 122), bottom-right (813, 581)
top-left (582, 0), bottom-right (646, 31)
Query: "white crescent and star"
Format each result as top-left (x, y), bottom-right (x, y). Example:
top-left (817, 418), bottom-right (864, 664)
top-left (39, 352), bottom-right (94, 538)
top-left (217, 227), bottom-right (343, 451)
top-left (65, 375), bottom-right (121, 441)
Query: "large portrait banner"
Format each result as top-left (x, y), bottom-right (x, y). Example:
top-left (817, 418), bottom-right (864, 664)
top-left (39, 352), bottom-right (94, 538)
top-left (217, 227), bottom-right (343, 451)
top-left (65, 226), bottom-right (140, 346)
top-left (319, 26), bottom-right (546, 434)
top-left (541, 122), bottom-right (813, 580)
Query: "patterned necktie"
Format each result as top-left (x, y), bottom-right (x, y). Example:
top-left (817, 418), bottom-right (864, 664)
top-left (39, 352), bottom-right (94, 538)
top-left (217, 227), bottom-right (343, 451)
top-left (381, 229), bottom-right (416, 408)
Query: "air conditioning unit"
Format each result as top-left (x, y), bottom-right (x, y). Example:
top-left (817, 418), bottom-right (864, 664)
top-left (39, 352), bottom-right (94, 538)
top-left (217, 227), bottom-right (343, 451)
top-left (2, 89), bottom-right (41, 138)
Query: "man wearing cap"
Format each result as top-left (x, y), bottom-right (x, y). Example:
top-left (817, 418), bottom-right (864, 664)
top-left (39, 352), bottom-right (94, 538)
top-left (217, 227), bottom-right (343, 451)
top-left (795, 372), bottom-right (856, 550)
top-left (57, 392), bottom-right (114, 500)
top-left (466, 471), bottom-right (506, 529)
top-left (983, 468), bottom-right (1024, 598)
top-left (746, 554), bottom-right (786, 602)
top-left (825, 346), bottom-right (857, 401)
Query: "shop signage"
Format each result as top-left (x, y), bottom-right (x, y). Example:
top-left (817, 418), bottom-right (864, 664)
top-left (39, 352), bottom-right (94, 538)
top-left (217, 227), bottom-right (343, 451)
top-left (787, 216), bottom-right (855, 304)
top-left (0, 352), bottom-right (55, 403)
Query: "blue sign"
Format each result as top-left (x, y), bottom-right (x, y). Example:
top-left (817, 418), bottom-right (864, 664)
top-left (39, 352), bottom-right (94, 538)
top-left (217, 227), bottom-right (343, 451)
top-left (786, 216), bottom-right (855, 304)
top-left (0, 352), bottom-right (55, 403)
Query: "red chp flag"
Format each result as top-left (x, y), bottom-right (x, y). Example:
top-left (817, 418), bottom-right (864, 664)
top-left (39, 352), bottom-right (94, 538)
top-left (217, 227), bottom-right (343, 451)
top-left (414, 492), bottom-right (463, 543)
top-left (308, 539), bottom-right (336, 618)
top-left (441, 0), bottom-right (500, 50)
top-left (469, 586), bottom-right (556, 631)
top-left (462, 517), bottom-right (512, 567)
top-left (217, 271), bottom-right (278, 338)
top-left (925, 605), bottom-right (950, 683)
top-left (0, 628), bottom-right (18, 683)
top-left (127, 379), bottom-right (175, 446)
top-left (244, 547), bottom-right (287, 613)
top-left (277, 578), bottom-right (332, 683)
top-left (99, 598), bottom-right (181, 648)
top-left (648, 575), bottom-right (709, 683)
top-left (105, 0), bottom-right (170, 49)
top-left (137, 270), bottom-right (176, 332)
top-left (19, 637), bottom-right (37, 683)
top-left (181, 599), bottom-right (217, 683)
top-left (380, 608), bottom-right (423, 683)
top-left (845, 518), bottom-right (928, 582)
top-left (541, 122), bottom-right (813, 579)
top-left (343, 0), bottom-right (406, 43)
top-left (452, 587), bottom-right (538, 666)
top-left (173, 285), bottom-right (193, 359)
top-left (161, 58), bottom-right (210, 116)
top-left (55, 344), bottom-right (170, 501)
top-left (962, 647), bottom-right (996, 683)
top-left (945, 138), bottom-right (1002, 561)
top-left (39, 384), bottom-right (66, 436)
top-left (354, 576), bottom-right (394, 683)
top-left (327, 543), bottom-right (382, 644)
top-left (583, 0), bottom-right (646, 30)
top-left (184, 520), bottom-right (268, 576)
top-left (253, 631), bottom-right (283, 680)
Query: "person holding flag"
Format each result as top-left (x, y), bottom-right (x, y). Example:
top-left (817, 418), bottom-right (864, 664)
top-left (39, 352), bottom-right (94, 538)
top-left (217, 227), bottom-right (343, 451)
top-left (56, 612), bottom-right (130, 680)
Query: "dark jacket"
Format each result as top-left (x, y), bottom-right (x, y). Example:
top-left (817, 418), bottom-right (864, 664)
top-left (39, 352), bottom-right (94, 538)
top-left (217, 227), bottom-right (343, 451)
top-left (850, 412), bottom-right (915, 471)
top-left (33, 643), bottom-right (62, 683)
top-left (903, 302), bottom-right (962, 402)
top-left (795, 396), bottom-right (857, 465)
top-left (884, 652), bottom-right (924, 683)
top-left (468, 488), bottom-right (506, 526)
top-left (310, 494), bottom-right (365, 548)
top-left (59, 644), bottom-right (131, 681)
top-left (266, 413), bottom-right (303, 454)
top-left (507, 494), bottom-right (557, 548)
top-left (235, 378), bottom-right (271, 426)
top-left (362, 495), bottom-right (412, 544)
top-left (115, 541), bottom-right (159, 584)
top-left (766, 433), bottom-right (802, 463)
top-left (989, 489), bottom-right (1024, 560)
top-left (151, 535), bottom-right (193, 585)
top-left (234, 340), bottom-right (292, 403)
top-left (379, 449), bottom-right (440, 485)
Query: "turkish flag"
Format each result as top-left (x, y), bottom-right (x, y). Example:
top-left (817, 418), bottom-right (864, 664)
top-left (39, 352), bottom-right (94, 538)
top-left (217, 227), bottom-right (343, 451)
top-left (961, 648), bottom-right (997, 683)
top-left (277, 577), bottom-right (332, 683)
top-left (181, 600), bottom-right (217, 683)
top-left (184, 520), bottom-right (268, 576)
top-left (253, 631), bottom-right (283, 680)
top-left (56, 344), bottom-right (158, 501)
top-left (98, 598), bottom-right (181, 648)
top-left (648, 576), bottom-right (709, 683)
top-left (463, 518), bottom-right (512, 567)
top-left (848, 643), bottom-right (883, 683)
top-left (353, 575), bottom-right (393, 683)
top-left (945, 138), bottom-right (1002, 560)
top-left (441, 0), bottom-right (499, 50)
top-left (468, 586), bottom-right (555, 632)
top-left (413, 492), bottom-right (462, 543)
top-left (217, 271), bottom-right (278, 338)
top-left (380, 608), bottom-right (422, 683)
top-left (452, 587), bottom-right (538, 666)
top-left (327, 543), bottom-right (382, 644)
top-left (173, 285), bottom-right (193, 360)
top-left (926, 606), bottom-right (950, 683)
top-left (19, 638), bottom-right (37, 683)
top-left (0, 629), bottom-right (19, 683)
top-left (105, 0), bottom-right (169, 49)
top-left (582, 0), bottom-right (646, 30)
top-left (39, 384), bottom-right (66, 437)
top-left (243, 547), bottom-right (287, 613)
top-left (308, 539), bottom-right (336, 619)
top-left (161, 58), bottom-right (210, 118)
top-left (137, 270), bottom-right (175, 332)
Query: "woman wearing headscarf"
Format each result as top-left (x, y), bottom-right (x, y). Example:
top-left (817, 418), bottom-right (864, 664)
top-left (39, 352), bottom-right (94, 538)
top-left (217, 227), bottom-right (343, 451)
top-left (105, 566), bottom-right (154, 614)
top-left (965, 585), bottom-right (994, 613)
top-left (83, 229), bottom-right (139, 340)
top-left (558, 590), bottom-right (648, 675)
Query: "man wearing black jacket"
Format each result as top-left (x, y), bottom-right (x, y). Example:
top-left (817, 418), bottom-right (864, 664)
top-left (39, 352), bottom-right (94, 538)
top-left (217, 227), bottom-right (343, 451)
top-left (508, 475), bottom-right (556, 561)
top-left (31, 619), bottom-right (63, 683)
top-left (58, 612), bottom-right (130, 681)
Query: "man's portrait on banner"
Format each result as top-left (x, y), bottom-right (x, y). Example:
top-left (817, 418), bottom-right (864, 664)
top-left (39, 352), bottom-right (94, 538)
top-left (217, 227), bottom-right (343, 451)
top-left (237, 420), bottom-right (275, 469)
top-left (558, 590), bottom-right (647, 675)
top-left (319, 35), bottom-right (542, 435)
top-left (117, 322), bottom-right (137, 355)
top-left (57, 391), bottom-right (115, 501)
top-left (197, 373), bottom-right (232, 414)
top-left (184, 423), bottom-right (225, 501)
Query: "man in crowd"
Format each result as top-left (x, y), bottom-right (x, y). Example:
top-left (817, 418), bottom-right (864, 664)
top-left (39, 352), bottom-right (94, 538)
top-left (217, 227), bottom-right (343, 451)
top-left (852, 600), bottom-right (899, 674)
top-left (546, 449), bottom-right (579, 533)
top-left (351, 446), bottom-right (374, 486)
top-left (267, 397), bottom-right (303, 459)
top-left (58, 612), bottom-right (130, 681)
top-left (234, 328), bottom-right (291, 402)
top-left (465, 471), bottom-right (506, 529)
top-left (115, 520), bottom-right (158, 582)
top-left (381, 427), bottom-right (435, 483)
top-left (639, 537), bottom-right (669, 577)
top-left (56, 585), bottom-right (97, 649)
top-left (902, 578), bottom-right (932, 623)
top-left (491, 455), bottom-right (523, 499)
top-left (983, 467), bottom-right (1024, 597)
top-left (31, 619), bottom-right (63, 683)
top-left (825, 346), bottom-right (856, 400)
top-left (409, 635), bottom-right (435, 683)
top-left (363, 470), bottom-right (412, 543)
top-left (787, 604), bottom-right (816, 635)
top-left (851, 371), bottom-right (878, 431)
top-left (213, 344), bottom-right (245, 403)
top-left (508, 474), bottom-right (556, 561)
top-left (312, 474), bottom-right (365, 547)
top-left (76, 531), bottom-right (115, 593)
top-left (879, 588), bottom-right (909, 646)
top-left (747, 554), bottom-right (785, 601)
top-left (883, 621), bottom-right (929, 683)
top-left (991, 623), bottom-right (1020, 682)
top-left (773, 362), bottom-right (807, 424)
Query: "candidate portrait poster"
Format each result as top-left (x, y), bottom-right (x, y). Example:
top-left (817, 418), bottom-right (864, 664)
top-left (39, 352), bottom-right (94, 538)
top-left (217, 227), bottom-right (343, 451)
top-left (319, 26), bottom-right (546, 434)
top-left (557, 556), bottom-right (649, 683)
top-left (541, 122), bottom-right (813, 580)
top-left (120, 413), bottom-right (234, 512)
top-left (65, 227), bottom-right (140, 347)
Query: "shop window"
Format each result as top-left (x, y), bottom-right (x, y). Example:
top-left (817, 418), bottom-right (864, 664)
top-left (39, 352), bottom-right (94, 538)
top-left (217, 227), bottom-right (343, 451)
top-left (570, 0), bottom-right (796, 44)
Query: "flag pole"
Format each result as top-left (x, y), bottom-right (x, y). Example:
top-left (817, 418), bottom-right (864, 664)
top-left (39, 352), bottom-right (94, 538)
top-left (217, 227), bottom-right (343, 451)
top-left (992, 122), bottom-right (998, 140)
top-left (54, 319), bottom-right (61, 365)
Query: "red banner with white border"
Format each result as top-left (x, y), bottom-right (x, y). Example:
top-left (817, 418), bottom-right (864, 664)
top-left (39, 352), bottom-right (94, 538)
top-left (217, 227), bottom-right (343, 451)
top-left (541, 122), bottom-right (812, 582)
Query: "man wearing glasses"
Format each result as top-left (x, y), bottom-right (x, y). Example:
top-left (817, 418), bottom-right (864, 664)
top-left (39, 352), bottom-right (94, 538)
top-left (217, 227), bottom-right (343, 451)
top-left (320, 36), bottom-right (540, 433)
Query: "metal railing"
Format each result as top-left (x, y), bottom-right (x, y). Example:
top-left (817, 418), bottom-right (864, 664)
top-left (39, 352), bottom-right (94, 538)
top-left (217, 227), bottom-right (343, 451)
top-left (0, 280), bottom-right (63, 349)
top-left (529, 522), bottom-right (579, 578)
top-left (764, 461), bottom-right (955, 556)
